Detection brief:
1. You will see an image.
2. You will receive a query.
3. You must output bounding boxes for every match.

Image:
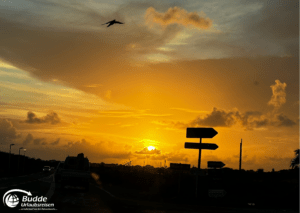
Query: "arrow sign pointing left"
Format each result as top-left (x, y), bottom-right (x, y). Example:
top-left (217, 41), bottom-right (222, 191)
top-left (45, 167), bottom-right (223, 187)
top-left (185, 143), bottom-right (218, 150)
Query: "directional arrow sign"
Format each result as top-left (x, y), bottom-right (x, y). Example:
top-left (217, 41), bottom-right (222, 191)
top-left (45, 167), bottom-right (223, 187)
top-left (207, 161), bottom-right (225, 168)
top-left (185, 143), bottom-right (218, 150)
top-left (186, 128), bottom-right (218, 138)
top-left (208, 189), bottom-right (226, 198)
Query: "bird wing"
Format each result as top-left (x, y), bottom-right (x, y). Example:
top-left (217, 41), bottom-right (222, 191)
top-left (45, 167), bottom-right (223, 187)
top-left (103, 21), bottom-right (112, 25)
top-left (107, 22), bottom-right (113, 27)
top-left (114, 21), bottom-right (124, 24)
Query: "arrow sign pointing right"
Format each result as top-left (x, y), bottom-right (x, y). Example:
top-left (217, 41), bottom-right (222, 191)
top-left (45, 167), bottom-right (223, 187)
top-left (186, 128), bottom-right (218, 138)
top-left (185, 143), bottom-right (218, 150)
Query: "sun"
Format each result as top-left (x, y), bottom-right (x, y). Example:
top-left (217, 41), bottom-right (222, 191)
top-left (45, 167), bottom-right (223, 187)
top-left (147, 146), bottom-right (155, 151)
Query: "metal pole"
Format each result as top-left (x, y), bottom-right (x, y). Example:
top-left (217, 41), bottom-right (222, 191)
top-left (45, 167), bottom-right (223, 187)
top-left (178, 173), bottom-right (181, 196)
top-left (23, 151), bottom-right (26, 174)
top-left (18, 147), bottom-right (23, 174)
top-left (18, 148), bottom-right (20, 173)
top-left (9, 145), bottom-right (11, 173)
top-left (195, 174), bottom-right (198, 198)
top-left (239, 139), bottom-right (242, 170)
top-left (198, 138), bottom-right (202, 169)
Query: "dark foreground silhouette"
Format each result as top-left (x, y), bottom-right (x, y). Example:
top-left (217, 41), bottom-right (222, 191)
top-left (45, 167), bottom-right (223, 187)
top-left (90, 163), bottom-right (299, 211)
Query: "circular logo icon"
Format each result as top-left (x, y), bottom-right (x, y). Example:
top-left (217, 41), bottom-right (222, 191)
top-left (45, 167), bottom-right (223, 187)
top-left (5, 194), bottom-right (19, 208)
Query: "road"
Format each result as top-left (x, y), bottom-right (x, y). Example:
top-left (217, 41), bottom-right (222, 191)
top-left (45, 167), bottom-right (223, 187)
top-left (0, 172), bottom-right (298, 213)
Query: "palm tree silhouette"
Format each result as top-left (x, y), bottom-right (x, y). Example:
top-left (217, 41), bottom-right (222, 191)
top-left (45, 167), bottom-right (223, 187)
top-left (290, 149), bottom-right (299, 169)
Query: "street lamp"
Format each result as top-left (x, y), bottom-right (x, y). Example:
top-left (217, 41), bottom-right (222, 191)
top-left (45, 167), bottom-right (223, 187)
top-left (23, 149), bottom-right (26, 174)
top-left (18, 147), bottom-right (24, 174)
top-left (9, 144), bottom-right (15, 174)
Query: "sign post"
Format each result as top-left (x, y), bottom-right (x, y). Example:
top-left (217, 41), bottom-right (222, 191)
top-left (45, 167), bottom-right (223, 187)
top-left (185, 128), bottom-right (218, 169)
top-left (185, 128), bottom-right (218, 198)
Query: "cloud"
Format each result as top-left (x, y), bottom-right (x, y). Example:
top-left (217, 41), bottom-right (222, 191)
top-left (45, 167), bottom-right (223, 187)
top-left (133, 151), bottom-right (189, 163)
top-left (0, 0), bottom-right (297, 105)
top-left (275, 113), bottom-right (296, 127)
top-left (268, 80), bottom-right (287, 110)
top-left (164, 153), bottom-right (189, 163)
top-left (0, 1), bottom-right (182, 100)
top-left (237, 0), bottom-right (299, 57)
top-left (50, 138), bottom-right (60, 145)
top-left (153, 79), bottom-right (296, 130)
top-left (190, 107), bottom-right (238, 127)
top-left (61, 139), bottom-right (133, 162)
top-left (0, 118), bottom-right (20, 143)
top-left (25, 111), bottom-right (61, 124)
top-left (23, 133), bottom-right (47, 146)
top-left (145, 6), bottom-right (213, 29)
top-left (23, 133), bottom-right (34, 146)
top-left (33, 138), bottom-right (46, 145)
top-left (135, 147), bottom-right (161, 155)
top-left (154, 106), bottom-right (296, 130)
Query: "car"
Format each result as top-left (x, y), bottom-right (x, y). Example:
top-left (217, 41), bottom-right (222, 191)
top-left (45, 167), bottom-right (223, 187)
top-left (60, 153), bottom-right (90, 191)
top-left (43, 166), bottom-right (51, 172)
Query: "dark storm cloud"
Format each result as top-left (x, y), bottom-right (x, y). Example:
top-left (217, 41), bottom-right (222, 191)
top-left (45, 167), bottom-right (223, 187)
top-left (25, 111), bottom-right (61, 124)
top-left (135, 147), bottom-right (161, 155)
top-left (0, 119), bottom-right (20, 144)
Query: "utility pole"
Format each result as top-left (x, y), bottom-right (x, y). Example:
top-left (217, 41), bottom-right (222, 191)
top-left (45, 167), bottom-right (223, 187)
top-left (18, 147), bottom-right (24, 174)
top-left (239, 139), bottom-right (242, 170)
top-left (198, 138), bottom-right (202, 169)
top-left (23, 149), bottom-right (26, 174)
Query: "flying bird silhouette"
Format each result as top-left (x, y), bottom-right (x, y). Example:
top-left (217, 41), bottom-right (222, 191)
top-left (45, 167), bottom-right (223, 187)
top-left (102, 19), bottom-right (124, 27)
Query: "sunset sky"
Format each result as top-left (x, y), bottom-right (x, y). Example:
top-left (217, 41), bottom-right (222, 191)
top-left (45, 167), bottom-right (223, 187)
top-left (0, 0), bottom-right (299, 171)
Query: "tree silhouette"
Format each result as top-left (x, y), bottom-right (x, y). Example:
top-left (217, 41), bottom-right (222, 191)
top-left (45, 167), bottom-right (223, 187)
top-left (290, 149), bottom-right (299, 169)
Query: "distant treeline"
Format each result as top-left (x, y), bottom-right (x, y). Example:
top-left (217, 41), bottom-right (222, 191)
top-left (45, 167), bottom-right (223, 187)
top-left (90, 164), bottom-right (299, 210)
top-left (0, 151), bottom-right (59, 177)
